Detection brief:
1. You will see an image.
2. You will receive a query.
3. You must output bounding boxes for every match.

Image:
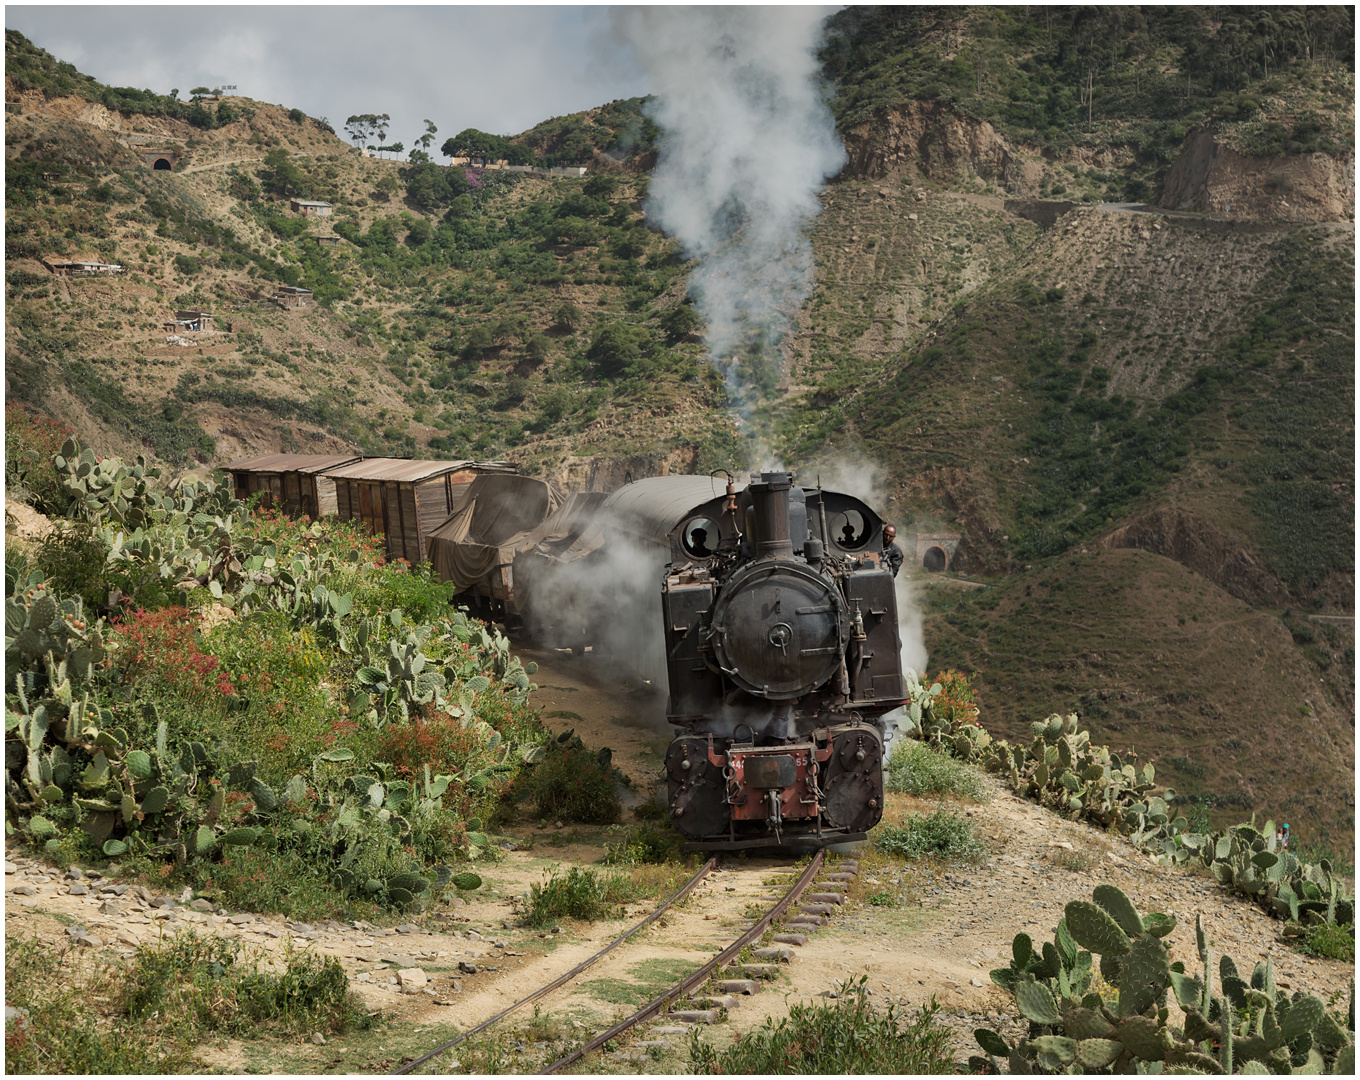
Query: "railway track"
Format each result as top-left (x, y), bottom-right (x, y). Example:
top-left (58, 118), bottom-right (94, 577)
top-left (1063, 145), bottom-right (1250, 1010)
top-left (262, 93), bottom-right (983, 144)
top-left (390, 850), bottom-right (862, 1075)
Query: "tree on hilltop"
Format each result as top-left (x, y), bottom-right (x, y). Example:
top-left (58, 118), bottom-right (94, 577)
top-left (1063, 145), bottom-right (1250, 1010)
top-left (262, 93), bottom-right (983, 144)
top-left (417, 119), bottom-right (437, 153)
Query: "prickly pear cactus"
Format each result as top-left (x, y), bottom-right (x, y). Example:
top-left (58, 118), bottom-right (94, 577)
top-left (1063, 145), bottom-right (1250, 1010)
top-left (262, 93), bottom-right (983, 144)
top-left (971, 884), bottom-right (1354, 1075)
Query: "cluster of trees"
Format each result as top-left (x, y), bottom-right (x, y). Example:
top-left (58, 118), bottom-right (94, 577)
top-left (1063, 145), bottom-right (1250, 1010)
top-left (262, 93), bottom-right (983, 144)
top-left (823, 6), bottom-right (1354, 142)
top-left (439, 128), bottom-right (535, 165)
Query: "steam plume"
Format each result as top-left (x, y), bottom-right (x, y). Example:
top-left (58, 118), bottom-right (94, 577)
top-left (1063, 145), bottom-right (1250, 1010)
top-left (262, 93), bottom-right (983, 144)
top-left (611, 7), bottom-right (845, 421)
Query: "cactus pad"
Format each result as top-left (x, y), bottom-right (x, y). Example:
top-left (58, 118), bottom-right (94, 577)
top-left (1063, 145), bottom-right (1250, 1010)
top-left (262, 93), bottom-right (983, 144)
top-left (1014, 980), bottom-right (1062, 1025)
top-left (1118, 934), bottom-right (1170, 1016)
top-left (1093, 884), bottom-right (1144, 938)
top-left (1062, 1006), bottom-right (1117, 1041)
top-left (1115, 1016), bottom-right (1171, 1060)
top-left (387, 871), bottom-right (430, 894)
top-left (1141, 912), bottom-right (1177, 938)
top-left (451, 871), bottom-right (482, 891)
top-left (1030, 1035), bottom-right (1076, 1069)
top-left (974, 1028), bottom-right (1009, 1057)
top-left (1279, 995), bottom-right (1324, 1042)
top-left (1065, 900), bottom-right (1132, 956)
top-left (1075, 1038), bottom-right (1122, 1069)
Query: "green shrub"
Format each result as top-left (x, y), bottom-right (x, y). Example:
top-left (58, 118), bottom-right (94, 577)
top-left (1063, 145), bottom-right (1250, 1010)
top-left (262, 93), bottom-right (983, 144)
top-left (690, 977), bottom-right (957, 1073)
top-left (1301, 921), bottom-right (1355, 963)
top-left (885, 740), bottom-right (986, 800)
top-left (5, 934), bottom-right (194, 1074)
top-left (528, 743), bottom-right (621, 824)
top-left (524, 865), bottom-right (613, 926)
top-left (193, 847), bottom-right (356, 923)
top-left (875, 807), bottom-right (986, 861)
top-left (33, 521), bottom-right (109, 614)
top-left (5, 402), bottom-right (71, 512)
top-left (125, 931), bottom-right (369, 1036)
top-left (602, 821), bottom-right (684, 865)
top-left (353, 559), bottom-right (458, 623)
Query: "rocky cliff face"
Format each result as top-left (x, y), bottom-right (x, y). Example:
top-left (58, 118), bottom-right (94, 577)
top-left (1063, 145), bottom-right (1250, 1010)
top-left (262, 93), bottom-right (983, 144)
top-left (1092, 507), bottom-right (1292, 608)
top-left (839, 101), bottom-right (1044, 193)
top-left (1161, 128), bottom-right (1355, 223)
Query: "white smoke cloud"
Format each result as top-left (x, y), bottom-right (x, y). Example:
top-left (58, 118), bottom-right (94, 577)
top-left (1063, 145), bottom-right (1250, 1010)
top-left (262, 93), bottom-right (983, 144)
top-left (521, 524), bottom-right (671, 725)
top-left (610, 7), bottom-right (845, 414)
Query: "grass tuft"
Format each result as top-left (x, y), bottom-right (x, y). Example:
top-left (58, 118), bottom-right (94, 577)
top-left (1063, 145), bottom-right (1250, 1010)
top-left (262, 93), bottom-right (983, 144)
top-left (689, 977), bottom-right (958, 1073)
top-left (875, 807), bottom-right (987, 862)
top-left (885, 739), bottom-right (987, 800)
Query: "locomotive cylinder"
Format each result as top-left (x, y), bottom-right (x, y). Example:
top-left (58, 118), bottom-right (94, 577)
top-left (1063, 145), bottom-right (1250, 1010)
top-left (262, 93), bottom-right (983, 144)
top-left (748, 471), bottom-right (794, 558)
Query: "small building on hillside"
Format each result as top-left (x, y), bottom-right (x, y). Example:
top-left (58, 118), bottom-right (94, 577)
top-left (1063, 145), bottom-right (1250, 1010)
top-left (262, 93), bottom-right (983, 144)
top-left (163, 309), bottom-right (213, 332)
top-left (274, 286), bottom-right (313, 310)
top-left (42, 255), bottom-right (124, 276)
top-left (312, 235), bottom-right (342, 246)
top-left (289, 199), bottom-right (332, 217)
top-left (225, 452), bottom-right (363, 519)
top-left (324, 458), bottom-right (518, 565)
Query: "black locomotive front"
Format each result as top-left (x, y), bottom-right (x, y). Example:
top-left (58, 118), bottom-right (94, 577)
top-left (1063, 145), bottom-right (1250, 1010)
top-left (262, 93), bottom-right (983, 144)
top-left (661, 471), bottom-right (907, 850)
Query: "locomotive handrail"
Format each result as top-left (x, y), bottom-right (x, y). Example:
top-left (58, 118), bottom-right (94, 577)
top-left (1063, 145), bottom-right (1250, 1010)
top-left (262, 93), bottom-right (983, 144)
top-left (390, 856), bottom-right (719, 1075)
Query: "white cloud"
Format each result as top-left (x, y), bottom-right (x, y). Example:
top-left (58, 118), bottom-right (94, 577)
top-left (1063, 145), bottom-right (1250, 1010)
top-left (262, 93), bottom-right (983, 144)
top-left (6, 6), bottom-right (649, 150)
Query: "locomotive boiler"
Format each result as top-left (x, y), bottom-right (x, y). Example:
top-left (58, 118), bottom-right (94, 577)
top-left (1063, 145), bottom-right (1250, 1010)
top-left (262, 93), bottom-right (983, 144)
top-left (661, 471), bottom-right (908, 850)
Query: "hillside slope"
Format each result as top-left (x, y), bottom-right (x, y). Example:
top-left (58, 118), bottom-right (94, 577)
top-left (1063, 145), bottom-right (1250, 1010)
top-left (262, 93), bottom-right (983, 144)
top-left (4, 22), bottom-right (1352, 851)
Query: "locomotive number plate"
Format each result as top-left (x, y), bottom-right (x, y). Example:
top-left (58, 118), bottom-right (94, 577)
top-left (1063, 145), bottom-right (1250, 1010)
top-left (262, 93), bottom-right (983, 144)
top-left (743, 754), bottom-right (797, 789)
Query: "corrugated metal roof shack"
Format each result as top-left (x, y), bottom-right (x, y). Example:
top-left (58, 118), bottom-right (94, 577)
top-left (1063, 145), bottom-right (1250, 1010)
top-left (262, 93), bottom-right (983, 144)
top-left (225, 453), bottom-right (362, 519)
top-left (324, 458), bottom-right (518, 564)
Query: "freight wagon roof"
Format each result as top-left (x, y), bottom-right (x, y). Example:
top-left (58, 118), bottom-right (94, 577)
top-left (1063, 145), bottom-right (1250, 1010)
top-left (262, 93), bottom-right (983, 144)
top-left (598, 475), bottom-right (741, 545)
top-left (322, 459), bottom-right (517, 483)
top-left (226, 453), bottom-right (362, 475)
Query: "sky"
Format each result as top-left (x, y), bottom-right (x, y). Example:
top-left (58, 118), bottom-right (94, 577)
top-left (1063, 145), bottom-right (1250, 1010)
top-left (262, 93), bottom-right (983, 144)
top-left (5, 5), bottom-right (654, 150)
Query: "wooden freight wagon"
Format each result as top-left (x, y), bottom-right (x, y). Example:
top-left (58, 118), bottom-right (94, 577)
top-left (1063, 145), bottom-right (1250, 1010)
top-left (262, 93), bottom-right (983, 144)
top-left (324, 458), bottom-right (517, 565)
top-left (225, 453), bottom-right (362, 519)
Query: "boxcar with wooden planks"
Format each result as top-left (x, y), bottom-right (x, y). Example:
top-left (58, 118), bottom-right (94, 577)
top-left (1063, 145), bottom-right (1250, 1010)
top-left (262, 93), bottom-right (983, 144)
top-left (225, 453), bottom-right (363, 520)
top-left (323, 458), bottom-right (517, 564)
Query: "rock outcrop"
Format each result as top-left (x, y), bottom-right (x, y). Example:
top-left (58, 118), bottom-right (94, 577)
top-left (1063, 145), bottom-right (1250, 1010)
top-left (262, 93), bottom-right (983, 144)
top-left (839, 101), bottom-right (1044, 193)
top-left (1092, 507), bottom-right (1290, 607)
top-left (1160, 128), bottom-right (1355, 223)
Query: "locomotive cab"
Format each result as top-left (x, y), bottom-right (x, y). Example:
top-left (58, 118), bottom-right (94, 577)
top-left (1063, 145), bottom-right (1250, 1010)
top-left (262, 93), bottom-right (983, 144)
top-left (661, 471), bottom-right (907, 850)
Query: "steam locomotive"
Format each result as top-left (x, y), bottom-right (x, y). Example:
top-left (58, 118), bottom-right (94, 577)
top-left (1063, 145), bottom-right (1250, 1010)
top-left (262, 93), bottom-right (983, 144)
top-left (659, 471), bottom-right (908, 850)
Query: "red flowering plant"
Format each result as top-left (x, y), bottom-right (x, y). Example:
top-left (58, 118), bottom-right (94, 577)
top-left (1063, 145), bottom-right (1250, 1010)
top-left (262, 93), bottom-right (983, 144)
top-left (928, 669), bottom-right (980, 731)
top-left (109, 606), bottom-right (235, 707)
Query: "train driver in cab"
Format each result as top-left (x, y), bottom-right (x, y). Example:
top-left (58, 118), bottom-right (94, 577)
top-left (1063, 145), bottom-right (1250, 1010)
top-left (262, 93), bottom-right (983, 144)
top-left (882, 525), bottom-right (904, 577)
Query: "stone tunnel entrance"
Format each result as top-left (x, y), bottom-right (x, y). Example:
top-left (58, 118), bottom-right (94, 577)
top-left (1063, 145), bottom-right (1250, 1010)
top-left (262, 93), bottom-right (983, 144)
top-left (152, 157), bottom-right (172, 170)
top-left (922, 546), bottom-right (947, 573)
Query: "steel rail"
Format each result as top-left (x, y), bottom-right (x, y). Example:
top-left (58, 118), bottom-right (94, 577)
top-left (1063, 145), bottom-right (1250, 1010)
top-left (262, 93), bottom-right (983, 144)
top-left (390, 855), bottom-right (719, 1075)
top-left (540, 850), bottom-right (825, 1074)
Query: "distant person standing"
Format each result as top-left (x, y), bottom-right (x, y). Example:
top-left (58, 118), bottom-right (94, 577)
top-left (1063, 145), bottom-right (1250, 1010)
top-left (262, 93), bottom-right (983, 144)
top-left (882, 525), bottom-right (904, 578)
top-left (1281, 823), bottom-right (1290, 850)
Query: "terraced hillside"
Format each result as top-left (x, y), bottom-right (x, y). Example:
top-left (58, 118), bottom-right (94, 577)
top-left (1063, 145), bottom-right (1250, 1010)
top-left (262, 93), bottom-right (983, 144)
top-left (5, 14), bottom-right (1353, 851)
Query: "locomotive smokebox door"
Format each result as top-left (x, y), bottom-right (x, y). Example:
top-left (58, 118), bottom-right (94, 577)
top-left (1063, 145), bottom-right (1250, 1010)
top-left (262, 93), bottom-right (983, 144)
top-left (744, 753), bottom-right (796, 789)
top-left (708, 562), bottom-right (850, 700)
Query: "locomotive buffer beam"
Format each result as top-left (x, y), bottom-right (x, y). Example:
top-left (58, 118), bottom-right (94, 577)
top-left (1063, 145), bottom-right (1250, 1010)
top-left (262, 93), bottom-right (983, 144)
top-left (683, 832), bottom-right (867, 852)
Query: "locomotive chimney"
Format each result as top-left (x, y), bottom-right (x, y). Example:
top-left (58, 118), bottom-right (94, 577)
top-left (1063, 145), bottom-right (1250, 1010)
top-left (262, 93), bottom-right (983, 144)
top-left (748, 471), bottom-right (794, 558)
